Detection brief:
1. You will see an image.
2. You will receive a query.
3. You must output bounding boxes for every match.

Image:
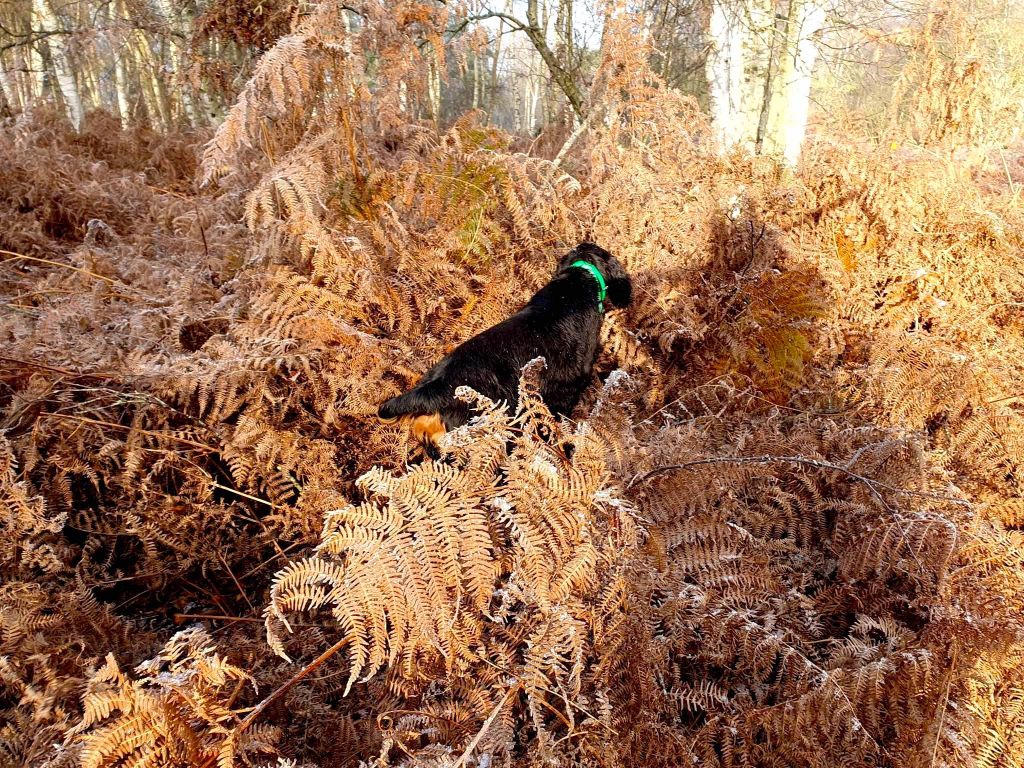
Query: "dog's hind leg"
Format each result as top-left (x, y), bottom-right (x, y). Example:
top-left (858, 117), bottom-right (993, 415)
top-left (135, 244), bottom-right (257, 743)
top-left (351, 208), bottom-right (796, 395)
top-left (540, 376), bottom-right (592, 464)
top-left (410, 413), bottom-right (446, 460)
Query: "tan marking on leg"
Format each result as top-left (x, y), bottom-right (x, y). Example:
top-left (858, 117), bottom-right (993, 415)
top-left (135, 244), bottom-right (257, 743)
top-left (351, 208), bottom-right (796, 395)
top-left (410, 413), bottom-right (446, 457)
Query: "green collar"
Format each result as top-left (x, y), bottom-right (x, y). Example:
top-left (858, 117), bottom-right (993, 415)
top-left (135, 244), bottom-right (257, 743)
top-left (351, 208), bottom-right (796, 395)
top-left (568, 259), bottom-right (607, 313)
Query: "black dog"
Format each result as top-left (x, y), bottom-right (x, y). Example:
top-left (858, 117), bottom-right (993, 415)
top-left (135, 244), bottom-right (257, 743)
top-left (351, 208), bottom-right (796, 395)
top-left (378, 242), bottom-right (632, 457)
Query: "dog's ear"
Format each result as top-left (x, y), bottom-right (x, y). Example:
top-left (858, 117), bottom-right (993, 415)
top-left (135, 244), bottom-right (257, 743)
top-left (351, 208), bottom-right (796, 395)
top-left (556, 248), bottom-right (579, 273)
top-left (557, 241), bottom-right (601, 273)
top-left (601, 254), bottom-right (633, 309)
top-left (557, 242), bottom-right (633, 308)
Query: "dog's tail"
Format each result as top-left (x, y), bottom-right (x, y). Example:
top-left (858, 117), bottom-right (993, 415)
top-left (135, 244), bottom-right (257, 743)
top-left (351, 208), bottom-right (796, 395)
top-left (378, 383), bottom-right (446, 422)
top-left (379, 383), bottom-right (450, 460)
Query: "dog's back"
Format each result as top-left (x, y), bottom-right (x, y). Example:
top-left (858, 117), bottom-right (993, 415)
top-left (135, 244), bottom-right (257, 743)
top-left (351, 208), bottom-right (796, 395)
top-left (379, 242), bottom-right (631, 455)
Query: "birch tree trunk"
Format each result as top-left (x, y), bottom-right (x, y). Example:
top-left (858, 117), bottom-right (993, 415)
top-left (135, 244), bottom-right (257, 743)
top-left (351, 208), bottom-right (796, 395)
top-left (762, 0), bottom-right (826, 164)
top-left (112, 0), bottom-right (132, 126)
top-left (706, 0), bottom-right (747, 150)
top-left (427, 57), bottom-right (441, 121)
top-left (28, 29), bottom-right (44, 100)
top-left (114, 46), bottom-right (132, 126)
top-left (134, 34), bottom-right (169, 129)
top-left (706, 0), bottom-right (824, 164)
top-left (0, 56), bottom-right (20, 112)
top-left (512, 76), bottom-right (523, 133)
top-left (152, 0), bottom-right (198, 126)
top-left (471, 52), bottom-right (480, 110)
top-left (33, 0), bottom-right (84, 129)
top-left (487, 14), bottom-right (505, 119)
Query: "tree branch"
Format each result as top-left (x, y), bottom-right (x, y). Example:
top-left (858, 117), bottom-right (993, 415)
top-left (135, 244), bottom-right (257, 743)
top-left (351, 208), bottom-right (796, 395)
top-left (449, 5), bottom-right (586, 120)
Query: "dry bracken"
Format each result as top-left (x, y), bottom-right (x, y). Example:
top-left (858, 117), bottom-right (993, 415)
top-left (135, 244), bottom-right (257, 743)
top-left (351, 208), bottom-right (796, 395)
top-left (1, 3), bottom-right (1022, 768)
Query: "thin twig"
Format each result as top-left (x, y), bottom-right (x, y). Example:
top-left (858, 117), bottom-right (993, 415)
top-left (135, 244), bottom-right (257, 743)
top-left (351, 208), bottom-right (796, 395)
top-left (452, 684), bottom-right (520, 768)
top-left (175, 613), bottom-right (265, 624)
top-left (218, 552), bottom-right (254, 612)
top-left (238, 541), bottom-right (306, 581)
top-left (0, 355), bottom-right (114, 379)
top-left (196, 636), bottom-right (353, 768)
top-left (209, 481), bottom-right (282, 509)
top-left (1, 249), bottom-right (118, 285)
top-left (40, 412), bottom-right (216, 452)
top-left (174, 613), bottom-right (324, 628)
top-left (236, 635), bottom-right (352, 732)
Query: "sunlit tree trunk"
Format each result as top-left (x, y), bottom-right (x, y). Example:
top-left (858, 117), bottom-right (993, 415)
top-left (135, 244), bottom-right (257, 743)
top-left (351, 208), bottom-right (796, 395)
top-left (0, 56), bottom-right (20, 112)
top-left (194, 41), bottom-right (219, 125)
top-left (487, 14), bottom-right (505, 120)
top-left (761, 0), bottom-right (826, 164)
top-left (80, 54), bottom-right (101, 111)
top-left (134, 34), bottom-right (170, 129)
top-left (706, 0), bottom-right (747, 150)
top-left (512, 75), bottom-right (523, 132)
top-left (398, 79), bottom-right (409, 114)
top-left (471, 52), bottom-right (480, 110)
top-left (706, 0), bottom-right (823, 164)
top-left (33, 0), bottom-right (84, 128)
top-left (114, 50), bottom-right (132, 125)
top-left (477, 52), bottom-right (485, 110)
top-left (153, 0), bottom-right (197, 126)
top-left (112, 0), bottom-right (132, 126)
top-left (27, 26), bottom-right (44, 100)
top-left (427, 57), bottom-right (441, 121)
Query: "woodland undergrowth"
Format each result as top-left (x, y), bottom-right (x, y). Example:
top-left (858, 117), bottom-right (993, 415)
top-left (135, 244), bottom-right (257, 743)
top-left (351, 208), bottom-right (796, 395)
top-left (1, 4), bottom-right (1023, 768)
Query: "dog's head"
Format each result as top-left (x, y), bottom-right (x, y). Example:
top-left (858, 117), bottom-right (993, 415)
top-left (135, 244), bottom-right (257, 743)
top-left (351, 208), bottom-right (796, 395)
top-left (558, 241), bottom-right (632, 309)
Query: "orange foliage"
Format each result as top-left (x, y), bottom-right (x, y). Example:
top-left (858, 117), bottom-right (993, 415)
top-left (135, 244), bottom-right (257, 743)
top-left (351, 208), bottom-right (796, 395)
top-left (1, 4), bottom-right (1022, 768)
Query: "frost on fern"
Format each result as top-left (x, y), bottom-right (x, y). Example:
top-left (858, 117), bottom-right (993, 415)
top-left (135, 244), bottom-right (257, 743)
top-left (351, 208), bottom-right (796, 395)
top-left (65, 628), bottom-right (272, 768)
top-left (266, 361), bottom-right (635, 707)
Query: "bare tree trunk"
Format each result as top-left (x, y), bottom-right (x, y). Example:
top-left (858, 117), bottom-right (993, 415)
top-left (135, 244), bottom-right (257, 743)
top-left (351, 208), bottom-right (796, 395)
top-left (153, 0), bottom-right (197, 126)
top-left (556, 0), bottom-right (573, 66)
top-left (0, 55), bottom-right (20, 112)
top-left (33, 0), bottom-right (84, 129)
top-left (134, 34), bottom-right (170, 129)
top-left (706, 0), bottom-right (746, 150)
top-left (526, 66), bottom-right (539, 132)
top-left (476, 51), bottom-right (485, 110)
top-left (27, 27), bottom-right (44, 100)
top-left (756, 5), bottom-right (788, 150)
top-left (524, 0), bottom-right (584, 119)
top-left (80, 53), bottom-right (101, 112)
top-left (471, 51), bottom-right (480, 110)
top-left (112, 0), bottom-right (132, 126)
top-left (513, 75), bottom-right (523, 133)
top-left (762, 0), bottom-right (825, 164)
top-left (427, 57), bottom-right (441, 122)
top-left (114, 49), bottom-right (132, 125)
top-left (707, 0), bottom-right (820, 163)
top-left (487, 14), bottom-right (505, 120)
